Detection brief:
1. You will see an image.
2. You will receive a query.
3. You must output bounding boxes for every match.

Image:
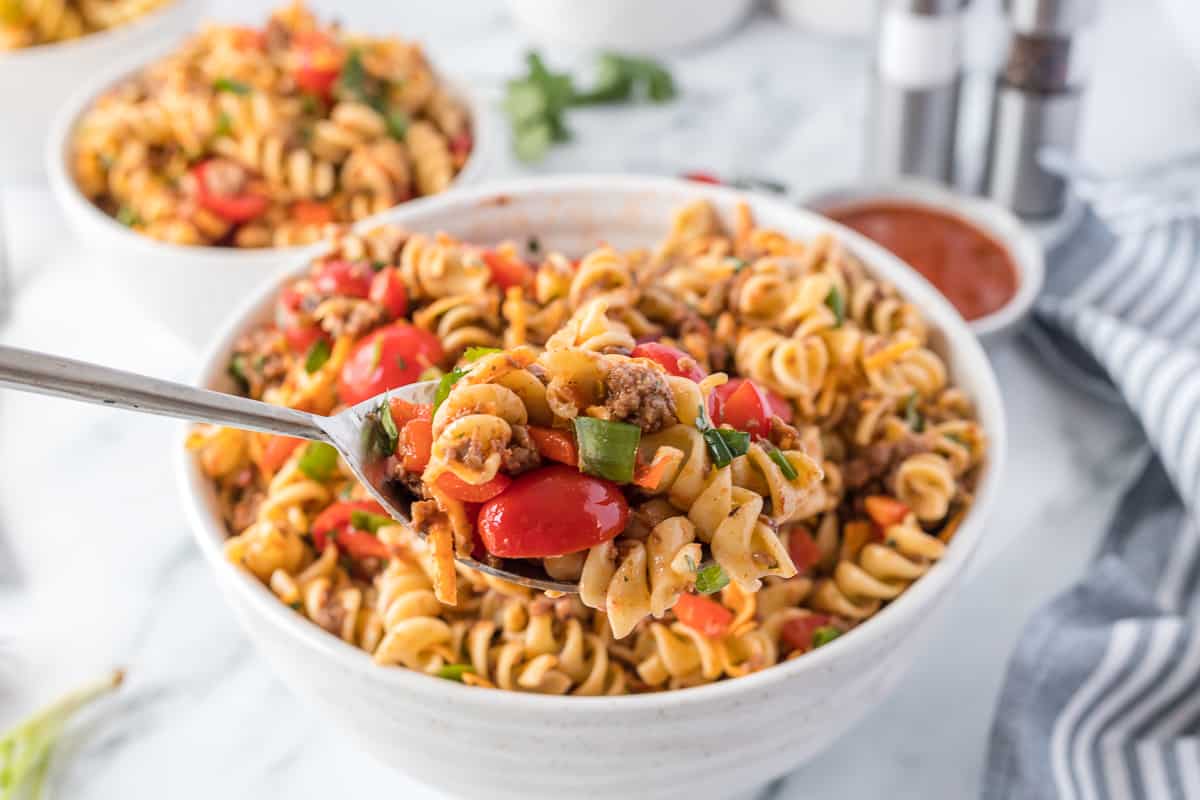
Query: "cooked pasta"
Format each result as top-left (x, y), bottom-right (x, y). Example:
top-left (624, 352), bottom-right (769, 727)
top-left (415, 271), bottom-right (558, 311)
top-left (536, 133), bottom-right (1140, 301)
top-left (68, 2), bottom-right (472, 247)
top-left (193, 198), bottom-right (985, 694)
top-left (0, 0), bottom-right (170, 50)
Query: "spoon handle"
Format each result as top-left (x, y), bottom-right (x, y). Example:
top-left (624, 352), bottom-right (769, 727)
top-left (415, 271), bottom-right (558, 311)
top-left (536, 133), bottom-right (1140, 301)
top-left (0, 345), bottom-right (328, 441)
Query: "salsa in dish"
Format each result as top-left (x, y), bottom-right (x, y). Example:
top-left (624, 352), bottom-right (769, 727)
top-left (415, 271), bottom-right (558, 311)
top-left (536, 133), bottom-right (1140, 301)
top-left (0, 0), bottom-right (171, 50)
top-left (190, 199), bottom-right (986, 693)
top-left (69, 2), bottom-right (472, 248)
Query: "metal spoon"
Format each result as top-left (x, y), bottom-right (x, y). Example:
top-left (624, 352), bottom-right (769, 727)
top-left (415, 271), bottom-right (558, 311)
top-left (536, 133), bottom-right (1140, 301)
top-left (0, 345), bottom-right (575, 593)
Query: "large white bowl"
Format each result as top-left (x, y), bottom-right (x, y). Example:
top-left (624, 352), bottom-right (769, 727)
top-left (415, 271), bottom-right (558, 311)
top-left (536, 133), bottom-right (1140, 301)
top-left (175, 176), bottom-right (1006, 800)
top-left (0, 0), bottom-right (204, 181)
top-left (505, 0), bottom-right (754, 51)
top-left (46, 55), bottom-right (494, 349)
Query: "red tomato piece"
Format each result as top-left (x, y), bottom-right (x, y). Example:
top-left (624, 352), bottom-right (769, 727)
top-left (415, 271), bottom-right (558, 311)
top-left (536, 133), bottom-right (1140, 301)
top-left (292, 31), bottom-right (343, 97)
top-left (449, 131), bottom-right (473, 160)
top-left (787, 528), bottom-right (822, 573)
top-left (190, 160), bottom-right (269, 223)
top-left (337, 323), bottom-right (444, 406)
top-left (781, 614), bottom-right (833, 654)
top-left (476, 465), bottom-right (629, 558)
top-left (335, 529), bottom-right (390, 560)
top-left (292, 200), bottom-right (335, 226)
top-left (399, 418), bottom-right (433, 472)
top-left (283, 323), bottom-right (325, 354)
top-left (314, 259), bottom-right (372, 298)
top-left (682, 171), bottom-right (722, 185)
top-left (387, 398), bottom-right (431, 427)
top-left (279, 285), bottom-right (304, 313)
top-left (311, 500), bottom-right (386, 552)
top-left (369, 267), bottom-right (409, 318)
top-left (708, 378), bottom-right (792, 434)
top-left (865, 496), bottom-right (910, 529)
top-left (673, 593), bottom-right (734, 638)
top-left (260, 435), bottom-right (303, 473)
top-left (526, 426), bottom-right (577, 466)
top-left (481, 250), bottom-right (533, 290)
top-left (436, 472), bottom-right (512, 503)
top-left (631, 342), bottom-right (706, 382)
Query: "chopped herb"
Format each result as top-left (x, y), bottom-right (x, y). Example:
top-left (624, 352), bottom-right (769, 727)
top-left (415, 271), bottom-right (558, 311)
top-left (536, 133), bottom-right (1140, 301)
top-left (290, 601), bottom-right (303, 611)
top-left (811, 626), bottom-right (842, 649)
top-left (727, 257), bottom-right (750, 272)
top-left (379, 399), bottom-right (399, 451)
top-left (463, 346), bottom-right (502, 362)
top-left (694, 563), bottom-right (729, 595)
top-left (116, 205), bottom-right (141, 227)
top-left (371, 260), bottom-right (388, 272)
top-left (946, 432), bottom-right (968, 446)
top-left (434, 367), bottom-right (469, 412)
top-left (825, 286), bottom-right (845, 327)
top-left (765, 443), bottom-right (799, 480)
top-left (300, 93), bottom-right (321, 115)
top-left (350, 509), bottom-right (393, 533)
top-left (213, 77), bottom-right (251, 95)
top-left (435, 664), bottom-right (476, 682)
top-left (385, 108), bottom-right (409, 140)
top-left (227, 354), bottom-right (249, 393)
top-left (713, 428), bottom-right (749, 457)
top-left (573, 417), bottom-right (641, 483)
top-left (297, 441), bottom-right (339, 480)
top-left (694, 403), bottom-right (746, 468)
top-left (214, 111), bottom-right (233, 138)
top-left (904, 391), bottom-right (924, 432)
top-left (304, 338), bottom-right (331, 374)
top-left (337, 50), bottom-right (383, 110)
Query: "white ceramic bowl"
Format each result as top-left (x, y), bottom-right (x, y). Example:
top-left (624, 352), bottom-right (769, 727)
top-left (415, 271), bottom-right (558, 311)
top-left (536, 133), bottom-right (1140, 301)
top-left (175, 176), bottom-right (1006, 800)
top-left (805, 180), bottom-right (1045, 345)
top-left (0, 0), bottom-right (204, 181)
top-left (46, 56), bottom-right (494, 350)
top-left (506, 0), bottom-right (754, 51)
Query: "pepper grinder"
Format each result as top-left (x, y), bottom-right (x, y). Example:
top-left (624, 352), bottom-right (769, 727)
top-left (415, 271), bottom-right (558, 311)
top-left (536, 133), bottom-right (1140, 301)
top-left (982, 0), bottom-right (1098, 217)
top-left (866, 0), bottom-right (969, 184)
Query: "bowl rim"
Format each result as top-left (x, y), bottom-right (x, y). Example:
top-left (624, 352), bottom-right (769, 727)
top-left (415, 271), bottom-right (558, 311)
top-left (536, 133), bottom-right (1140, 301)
top-left (44, 40), bottom-right (493, 263)
top-left (175, 174), bottom-right (1008, 710)
top-left (0, 0), bottom-right (200, 63)
top-left (804, 179), bottom-right (1046, 341)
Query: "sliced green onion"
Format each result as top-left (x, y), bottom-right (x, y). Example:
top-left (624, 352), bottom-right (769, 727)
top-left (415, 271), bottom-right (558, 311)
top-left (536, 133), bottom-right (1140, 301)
top-left (433, 367), bottom-right (468, 412)
top-left (573, 417), bottom-right (641, 483)
top-left (727, 257), bottom-right (749, 272)
top-left (214, 111), bottom-right (233, 138)
top-left (116, 205), bottom-right (141, 227)
top-left (825, 286), bottom-right (845, 327)
top-left (371, 260), bottom-right (388, 272)
top-left (385, 108), bottom-right (410, 140)
top-left (694, 563), bottom-right (729, 595)
top-left (350, 509), bottom-right (393, 533)
top-left (946, 432), bottom-right (968, 446)
top-left (904, 391), bottom-right (924, 432)
top-left (811, 626), bottom-right (842, 649)
top-left (227, 354), bottom-right (249, 393)
top-left (378, 400), bottom-right (399, 451)
top-left (435, 664), bottom-right (476, 682)
top-left (213, 77), bottom-right (251, 95)
top-left (463, 346), bottom-right (502, 363)
top-left (766, 444), bottom-right (798, 480)
top-left (714, 428), bottom-right (749, 457)
top-left (290, 601), bottom-right (303, 611)
top-left (304, 338), bottom-right (331, 374)
top-left (298, 441), bottom-right (339, 480)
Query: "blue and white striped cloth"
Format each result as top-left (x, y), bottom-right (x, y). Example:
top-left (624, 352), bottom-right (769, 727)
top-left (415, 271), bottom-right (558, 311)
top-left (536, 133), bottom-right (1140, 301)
top-left (984, 172), bottom-right (1200, 799)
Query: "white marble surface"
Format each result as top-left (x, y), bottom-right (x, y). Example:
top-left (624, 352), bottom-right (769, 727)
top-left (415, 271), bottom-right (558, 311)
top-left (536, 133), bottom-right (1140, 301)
top-left (0, 0), bottom-right (1190, 797)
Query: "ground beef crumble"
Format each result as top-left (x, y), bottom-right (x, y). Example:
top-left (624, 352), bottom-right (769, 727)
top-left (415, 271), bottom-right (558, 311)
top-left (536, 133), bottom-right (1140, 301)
top-left (842, 434), bottom-right (933, 492)
top-left (501, 426), bottom-right (542, 475)
top-left (603, 361), bottom-right (678, 433)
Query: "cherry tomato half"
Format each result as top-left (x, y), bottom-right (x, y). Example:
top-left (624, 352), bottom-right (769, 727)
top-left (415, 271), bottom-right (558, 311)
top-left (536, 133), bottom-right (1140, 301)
top-left (787, 528), bottom-right (822, 574)
top-left (481, 250), bottom-right (533, 290)
top-left (436, 472), bottom-right (511, 503)
top-left (337, 323), bottom-right (444, 406)
top-left (292, 31), bottom-right (343, 97)
top-left (315, 259), bottom-right (372, 298)
top-left (476, 465), bottom-right (629, 558)
top-left (399, 419), bottom-right (433, 472)
top-left (369, 267), bottom-right (409, 318)
top-left (864, 496), bottom-right (910, 529)
top-left (190, 160), bottom-right (269, 223)
top-left (673, 593), bottom-right (734, 638)
top-left (311, 500), bottom-right (386, 552)
top-left (631, 342), bottom-right (706, 382)
top-left (260, 434), bottom-right (304, 473)
top-left (526, 426), bottom-right (577, 467)
top-left (707, 378), bottom-right (793, 435)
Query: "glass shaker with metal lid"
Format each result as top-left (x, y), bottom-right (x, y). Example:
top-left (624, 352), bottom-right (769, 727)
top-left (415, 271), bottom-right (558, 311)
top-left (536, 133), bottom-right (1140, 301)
top-left (982, 0), bottom-right (1099, 217)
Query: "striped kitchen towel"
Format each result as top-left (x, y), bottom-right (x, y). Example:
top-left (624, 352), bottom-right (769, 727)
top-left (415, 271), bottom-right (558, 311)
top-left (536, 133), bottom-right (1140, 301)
top-left (984, 173), bottom-right (1200, 798)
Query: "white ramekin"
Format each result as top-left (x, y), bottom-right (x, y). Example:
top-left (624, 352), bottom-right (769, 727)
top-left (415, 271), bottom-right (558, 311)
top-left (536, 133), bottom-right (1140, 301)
top-left (175, 175), bottom-right (1007, 800)
top-left (806, 180), bottom-right (1045, 346)
top-left (0, 0), bottom-right (205, 181)
top-left (505, 0), bottom-right (755, 51)
top-left (46, 53), bottom-right (495, 349)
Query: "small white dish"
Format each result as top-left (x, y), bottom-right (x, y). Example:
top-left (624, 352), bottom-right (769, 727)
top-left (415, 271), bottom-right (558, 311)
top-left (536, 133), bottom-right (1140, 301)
top-left (0, 0), bottom-right (205, 182)
top-left (176, 175), bottom-right (1007, 800)
top-left (806, 180), bottom-right (1046, 346)
top-left (505, 0), bottom-right (755, 51)
top-left (46, 53), bottom-right (494, 349)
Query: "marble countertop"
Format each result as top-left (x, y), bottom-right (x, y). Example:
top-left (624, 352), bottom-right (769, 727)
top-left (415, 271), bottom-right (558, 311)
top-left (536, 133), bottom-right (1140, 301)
top-left (0, 0), bottom-right (1190, 797)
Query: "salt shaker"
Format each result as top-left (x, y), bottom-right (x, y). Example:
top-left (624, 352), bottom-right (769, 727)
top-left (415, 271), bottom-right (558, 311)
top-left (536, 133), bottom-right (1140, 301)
top-left (866, 0), bottom-right (969, 183)
top-left (982, 0), bottom-right (1098, 217)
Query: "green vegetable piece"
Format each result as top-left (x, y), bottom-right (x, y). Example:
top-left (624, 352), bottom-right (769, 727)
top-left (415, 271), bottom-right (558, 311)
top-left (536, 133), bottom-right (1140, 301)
top-left (378, 399), bottom-right (399, 451)
top-left (0, 670), bottom-right (123, 800)
top-left (290, 601), bottom-right (303, 611)
top-left (727, 257), bottom-right (750, 272)
top-left (825, 286), bottom-right (845, 327)
top-left (434, 367), bottom-right (468, 412)
top-left (298, 441), bottom-right (339, 480)
top-left (514, 119), bottom-right (554, 163)
top-left (214, 111), bottom-right (234, 138)
top-left (702, 429), bottom-right (734, 468)
top-left (766, 444), bottom-right (799, 481)
top-left (694, 563), bottom-right (729, 595)
top-left (300, 93), bottom-right (321, 115)
top-left (385, 108), bottom-right (409, 140)
top-left (227, 354), bottom-right (249, 393)
top-left (304, 338), bottom-right (331, 374)
top-left (462, 346), bottom-right (502, 363)
top-left (811, 626), bottom-right (842, 649)
top-left (116, 206), bottom-right (141, 227)
top-left (645, 65), bottom-right (676, 102)
top-left (904, 391), bottom-right (924, 432)
top-left (435, 664), bottom-right (476, 682)
top-left (573, 417), bottom-right (641, 483)
top-left (350, 509), bottom-right (393, 533)
top-left (213, 77), bottom-right (251, 95)
top-left (714, 428), bottom-right (750, 458)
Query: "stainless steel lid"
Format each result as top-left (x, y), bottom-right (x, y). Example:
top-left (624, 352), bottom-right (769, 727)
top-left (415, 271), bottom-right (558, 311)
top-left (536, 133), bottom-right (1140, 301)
top-left (1004, 0), bottom-right (1099, 35)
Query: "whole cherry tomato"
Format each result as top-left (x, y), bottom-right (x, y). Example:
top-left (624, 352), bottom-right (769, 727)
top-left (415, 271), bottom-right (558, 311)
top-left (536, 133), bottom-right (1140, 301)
top-left (190, 160), bottom-right (268, 223)
top-left (673, 593), bottom-right (734, 638)
top-left (337, 323), bottom-right (444, 406)
top-left (369, 267), bottom-right (409, 318)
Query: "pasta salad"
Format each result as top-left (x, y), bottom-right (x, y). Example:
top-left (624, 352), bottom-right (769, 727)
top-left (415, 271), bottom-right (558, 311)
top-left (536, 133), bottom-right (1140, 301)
top-left (0, 0), bottom-right (170, 50)
top-left (190, 199), bottom-right (986, 694)
top-left (69, 2), bottom-right (472, 248)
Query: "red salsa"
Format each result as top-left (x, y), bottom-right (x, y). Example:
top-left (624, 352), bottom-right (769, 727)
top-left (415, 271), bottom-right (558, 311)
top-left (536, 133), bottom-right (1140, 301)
top-left (826, 201), bottom-right (1019, 321)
